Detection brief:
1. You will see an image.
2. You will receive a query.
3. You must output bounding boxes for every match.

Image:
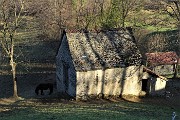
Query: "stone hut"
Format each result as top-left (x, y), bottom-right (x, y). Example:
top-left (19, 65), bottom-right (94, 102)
top-left (56, 28), bottom-right (143, 100)
top-left (146, 52), bottom-right (178, 78)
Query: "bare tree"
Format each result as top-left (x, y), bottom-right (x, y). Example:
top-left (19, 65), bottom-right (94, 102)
top-left (71, 0), bottom-right (107, 30)
top-left (147, 34), bottom-right (170, 52)
top-left (0, 0), bottom-right (26, 99)
top-left (29, 0), bottom-right (71, 40)
top-left (111, 0), bottom-right (142, 27)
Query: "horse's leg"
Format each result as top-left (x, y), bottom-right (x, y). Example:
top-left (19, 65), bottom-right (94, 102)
top-left (41, 89), bottom-right (44, 95)
top-left (49, 87), bottom-right (53, 95)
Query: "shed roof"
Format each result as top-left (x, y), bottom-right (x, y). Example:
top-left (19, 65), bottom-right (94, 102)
top-left (62, 28), bottom-right (142, 71)
top-left (146, 52), bottom-right (178, 66)
top-left (143, 66), bottom-right (168, 81)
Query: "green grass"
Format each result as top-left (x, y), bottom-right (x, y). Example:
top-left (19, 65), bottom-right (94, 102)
top-left (0, 99), bottom-right (179, 120)
top-left (0, 40), bottom-right (59, 75)
top-left (1, 8), bottom-right (180, 120)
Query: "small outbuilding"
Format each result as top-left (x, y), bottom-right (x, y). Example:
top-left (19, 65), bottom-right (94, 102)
top-left (56, 28), bottom-right (143, 100)
top-left (142, 67), bottom-right (168, 96)
top-left (146, 52), bottom-right (179, 78)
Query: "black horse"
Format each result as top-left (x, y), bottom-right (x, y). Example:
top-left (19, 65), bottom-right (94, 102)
top-left (35, 83), bottom-right (53, 95)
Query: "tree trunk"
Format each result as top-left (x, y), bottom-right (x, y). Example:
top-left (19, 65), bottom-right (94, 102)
top-left (10, 36), bottom-right (19, 99)
top-left (173, 64), bottom-right (178, 78)
top-left (10, 57), bottom-right (18, 99)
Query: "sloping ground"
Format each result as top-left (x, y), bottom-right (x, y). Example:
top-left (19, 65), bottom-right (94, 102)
top-left (0, 40), bottom-right (60, 75)
top-left (0, 40), bottom-right (59, 98)
top-left (166, 78), bottom-right (180, 96)
top-left (0, 73), bottom-right (180, 106)
top-left (0, 74), bottom-right (179, 120)
top-left (140, 30), bottom-right (180, 57)
top-left (0, 97), bottom-right (179, 120)
top-left (0, 73), bottom-right (56, 99)
top-left (0, 29), bottom-right (179, 111)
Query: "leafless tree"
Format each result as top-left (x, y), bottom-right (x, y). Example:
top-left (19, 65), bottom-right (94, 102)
top-left (0, 0), bottom-right (26, 99)
top-left (28, 0), bottom-right (71, 40)
top-left (104, 0), bottom-right (143, 28)
top-left (71, 0), bottom-right (104, 30)
top-left (147, 34), bottom-right (170, 52)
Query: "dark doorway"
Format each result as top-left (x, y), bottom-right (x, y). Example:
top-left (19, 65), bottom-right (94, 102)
top-left (63, 62), bottom-right (69, 92)
top-left (142, 79), bottom-right (148, 91)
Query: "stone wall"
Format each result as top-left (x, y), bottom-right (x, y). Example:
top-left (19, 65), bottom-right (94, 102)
top-left (56, 35), bottom-right (76, 97)
top-left (148, 77), bottom-right (166, 96)
top-left (154, 65), bottom-right (175, 76)
top-left (76, 66), bottom-right (143, 100)
top-left (56, 30), bottom-right (143, 100)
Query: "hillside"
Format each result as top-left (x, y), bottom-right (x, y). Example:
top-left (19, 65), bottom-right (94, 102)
top-left (0, 0), bottom-right (179, 100)
top-left (138, 29), bottom-right (179, 56)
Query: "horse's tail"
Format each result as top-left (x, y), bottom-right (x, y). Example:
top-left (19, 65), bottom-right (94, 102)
top-left (35, 87), bottom-right (39, 95)
top-left (49, 84), bottom-right (53, 95)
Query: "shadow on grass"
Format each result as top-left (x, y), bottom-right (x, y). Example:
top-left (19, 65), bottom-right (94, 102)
top-left (0, 97), bottom-right (177, 120)
top-left (0, 73), bottom-right (56, 99)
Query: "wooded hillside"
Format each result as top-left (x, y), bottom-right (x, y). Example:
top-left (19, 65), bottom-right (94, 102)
top-left (0, 0), bottom-right (179, 72)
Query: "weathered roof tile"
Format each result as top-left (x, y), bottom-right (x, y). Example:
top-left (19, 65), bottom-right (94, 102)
top-left (146, 52), bottom-right (178, 66)
top-left (63, 29), bottom-right (142, 71)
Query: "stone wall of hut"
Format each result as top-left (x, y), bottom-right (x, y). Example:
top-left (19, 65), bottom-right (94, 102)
top-left (76, 66), bottom-right (143, 100)
top-left (148, 77), bottom-right (166, 96)
top-left (56, 35), bottom-right (76, 97)
top-left (154, 65), bottom-right (175, 76)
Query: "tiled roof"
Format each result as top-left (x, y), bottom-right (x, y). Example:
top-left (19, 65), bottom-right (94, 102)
top-left (63, 29), bottom-right (142, 71)
top-left (146, 52), bottom-right (178, 66)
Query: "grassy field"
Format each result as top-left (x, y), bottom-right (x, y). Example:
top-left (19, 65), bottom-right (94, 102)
top-left (0, 73), bottom-right (180, 120)
top-left (0, 9), bottom-right (180, 120)
top-left (0, 98), bottom-right (179, 120)
top-left (0, 32), bottom-right (179, 120)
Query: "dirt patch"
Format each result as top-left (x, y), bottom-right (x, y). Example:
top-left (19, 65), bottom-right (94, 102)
top-left (0, 98), bottom-right (17, 105)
